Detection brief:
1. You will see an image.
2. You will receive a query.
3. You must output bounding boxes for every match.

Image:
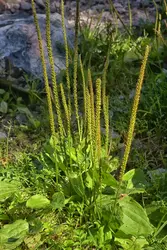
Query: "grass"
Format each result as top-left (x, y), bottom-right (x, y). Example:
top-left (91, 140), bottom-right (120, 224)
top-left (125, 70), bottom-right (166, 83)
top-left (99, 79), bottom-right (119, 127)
top-left (0, 0), bottom-right (167, 249)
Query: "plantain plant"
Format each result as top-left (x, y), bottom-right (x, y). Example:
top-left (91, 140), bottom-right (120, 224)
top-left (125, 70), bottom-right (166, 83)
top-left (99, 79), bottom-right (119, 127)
top-left (31, 0), bottom-right (153, 247)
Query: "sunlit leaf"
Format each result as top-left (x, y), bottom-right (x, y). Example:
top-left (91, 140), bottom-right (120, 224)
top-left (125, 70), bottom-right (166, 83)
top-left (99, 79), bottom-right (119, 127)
top-left (118, 196), bottom-right (153, 236)
top-left (123, 169), bottom-right (148, 193)
top-left (0, 181), bottom-right (18, 202)
top-left (102, 173), bottom-right (118, 189)
top-left (115, 236), bottom-right (149, 250)
top-left (26, 194), bottom-right (50, 209)
top-left (0, 220), bottom-right (28, 250)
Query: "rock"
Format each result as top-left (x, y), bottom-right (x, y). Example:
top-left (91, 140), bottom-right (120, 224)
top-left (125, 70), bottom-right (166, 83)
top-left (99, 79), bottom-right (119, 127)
top-left (35, 0), bottom-right (45, 9)
top-left (0, 13), bottom-right (74, 82)
top-left (69, 1), bottom-right (75, 8)
top-left (114, 3), bottom-right (126, 14)
top-left (10, 4), bottom-right (20, 13)
top-left (20, 1), bottom-right (32, 11)
top-left (0, 1), bottom-right (161, 31)
top-left (50, 1), bottom-right (57, 13)
top-left (102, 11), bottom-right (112, 21)
top-left (0, 0), bottom-right (6, 13)
top-left (92, 4), bottom-right (105, 12)
top-left (95, 0), bottom-right (104, 4)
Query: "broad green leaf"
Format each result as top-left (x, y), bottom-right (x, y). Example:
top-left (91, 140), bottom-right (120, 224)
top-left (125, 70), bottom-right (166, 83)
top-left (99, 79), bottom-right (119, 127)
top-left (123, 169), bottom-right (148, 193)
top-left (69, 172), bottom-right (85, 198)
top-left (118, 196), bottom-right (153, 236)
top-left (115, 236), bottom-right (149, 250)
top-left (0, 219), bottom-right (28, 250)
top-left (0, 101), bottom-right (8, 113)
top-left (51, 192), bottom-right (65, 209)
top-left (102, 173), bottom-right (118, 189)
top-left (26, 194), bottom-right (50, 209)
top-left (0, 181), bottom-right (18, 202)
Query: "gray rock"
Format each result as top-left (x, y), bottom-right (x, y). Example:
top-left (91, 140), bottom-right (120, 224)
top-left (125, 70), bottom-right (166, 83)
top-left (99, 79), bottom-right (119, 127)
top-left (0, 0), bottom-right (6, 14)
top-left (35, 0), bottom-right (45, 9)
top-left (95, 0), bottom-right (104, 4)
top-left (114, 3), bottom-right (126, 14)
top-left (0, 13), bottom-right (74, 82)
top-left (71, 2), bottom-right (77, 9)
top-left (10, 4), bottom-right (20, 13)
top-left (20, 1), bottom-right (32, 11)
top-left (0, 0), bottom-right (161, 31)
top-left (50, 1), bottom-right (57, 13)
top-left (92, 4), bottom-right (105, 12)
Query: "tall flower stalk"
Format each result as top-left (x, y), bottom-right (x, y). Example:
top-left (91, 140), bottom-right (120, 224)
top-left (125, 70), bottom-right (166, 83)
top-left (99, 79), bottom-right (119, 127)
top-left (102, 44), bottom-right (110, 155)
top-left (80, 55), bottom-right (87, 128)
top-left (45, 0), bottom-right (64, 138)
top-left (31, 0), bottom-right (55, 137)
top-left (111, 45), bottom-right (150, 217)
top-left (88, 68), bottom-right (95, 151)
top-left (61, 0), bottom-right (72, 121)
top-left (104, 95), bottom-right (109, 155)
top-left (95, 78), bottom-right (102, 161)
top-left (86, 87), bottom-right (92, 141)
top-left (119, 45), bottom-right (150, 185)
top-left (60, 83), bottom-right (71, 137)
top-left (73, 0), bottom-right (80, 134)
top-left (95, 78), bottom-right (102, 191)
